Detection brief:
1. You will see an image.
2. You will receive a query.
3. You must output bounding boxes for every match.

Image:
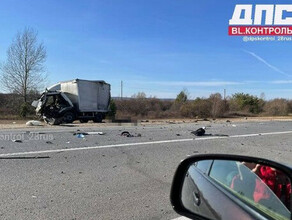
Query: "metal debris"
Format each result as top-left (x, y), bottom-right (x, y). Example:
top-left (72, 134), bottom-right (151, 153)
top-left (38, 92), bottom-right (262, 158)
top-left (26, 120), bottom-right (42, 126)
top-left (121, 131), bottom-right (141, 137)
top-left (12, 139), bottom-right (22, 143)
top-left (121, 131), bottom-right (131, 137)
top-left (73, 131), bottom-right (105, 136)
top-left (87, 132), bottom-right (105, 135)
top-left (191, 127), bottom-right (206, 136)
top-left (76, 134), bottom-right (85, 138)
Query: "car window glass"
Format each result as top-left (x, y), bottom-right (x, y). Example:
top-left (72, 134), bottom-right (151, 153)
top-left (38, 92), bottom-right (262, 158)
top-left (195, 160), bottom-right (213, 174)
top-left (209, 160), bottom-right (238, 186)
top-left (209, 160), bottom-right (290, 220)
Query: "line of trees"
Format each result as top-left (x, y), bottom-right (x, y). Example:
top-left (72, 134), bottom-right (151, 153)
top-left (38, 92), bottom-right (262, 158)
top-left (112, 91), bottom-right (292, 119)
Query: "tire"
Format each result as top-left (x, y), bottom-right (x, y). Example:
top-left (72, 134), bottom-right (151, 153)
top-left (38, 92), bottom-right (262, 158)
top-left (79, 119), bottom-right (89, 123)
top-left (62, 112), bottom-right (75, 123)
top-left (47, 118), bottom-right (61, 125)
top-left (93, 113), bottom-right (103, 123)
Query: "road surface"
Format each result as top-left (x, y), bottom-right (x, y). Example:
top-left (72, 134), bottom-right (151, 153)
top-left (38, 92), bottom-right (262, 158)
top-left (0, 120), bottom-right (291, 219)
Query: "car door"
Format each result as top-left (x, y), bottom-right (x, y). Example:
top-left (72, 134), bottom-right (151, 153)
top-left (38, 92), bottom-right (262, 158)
top-left (181, 161), bottom-right (269, 220)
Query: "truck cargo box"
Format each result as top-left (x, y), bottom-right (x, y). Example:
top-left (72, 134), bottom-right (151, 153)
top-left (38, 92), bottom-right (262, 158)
top-left (59, 79), bottom-right (110, 112)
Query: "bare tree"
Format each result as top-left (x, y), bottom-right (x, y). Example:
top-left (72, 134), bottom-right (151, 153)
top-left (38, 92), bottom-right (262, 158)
top-left (1, 28), bottom-right (47, 102)
top-left (209, 93), bottom-right (225, 118)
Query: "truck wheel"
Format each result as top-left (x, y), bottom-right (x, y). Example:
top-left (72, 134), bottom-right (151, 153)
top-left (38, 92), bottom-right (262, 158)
top-left (93, 113), bottom-right (103, 123)
top-left (79, 119), bottom-right (89, 123)
top-left (47, 118), bottom-right (61, 125)
top-left (63, 112), bottom-right (75, 123)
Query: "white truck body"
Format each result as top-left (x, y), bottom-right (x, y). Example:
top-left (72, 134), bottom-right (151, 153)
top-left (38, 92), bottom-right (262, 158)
top-left (56, 79), bottom-right (110, 112)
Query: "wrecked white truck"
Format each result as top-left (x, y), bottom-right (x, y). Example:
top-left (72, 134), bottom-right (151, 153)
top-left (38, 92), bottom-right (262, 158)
top-left (32, 79), bottom-right (111, 125)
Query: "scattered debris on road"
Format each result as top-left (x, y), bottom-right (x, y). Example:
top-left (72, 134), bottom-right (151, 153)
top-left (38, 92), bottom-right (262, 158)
top-left (87, 132), bottom-right (105, 135)
top-left (73, 131), bottom-right (105, 136)
top-left (12, 139), bottom-right (22, 143)
top-left (46, 141), bottom-right (53, 144)
top-left (26, 120), bottom-right (42, 126)
top-left (121, 131), bottom-right (142, 137)
top-left (76, 133), bottom-right (85, 138)
top-left (191, 127), bottom-right (206, 136)
top-left (121, 131), bottom-right (132, 137)
top-left (73, 132), bottom-right (87, 136)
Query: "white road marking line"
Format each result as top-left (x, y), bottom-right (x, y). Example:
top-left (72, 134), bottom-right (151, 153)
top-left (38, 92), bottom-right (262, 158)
top-left (194, 136), bottom-right (227, 140)
top-left (0, 130), bottom-right (291, 157)
top-left (0, 138), bottom-right (194, 157)
top-left (230, 134), bottom-right (259, 138)
top-left (230, 130), bottom-right (292, 138)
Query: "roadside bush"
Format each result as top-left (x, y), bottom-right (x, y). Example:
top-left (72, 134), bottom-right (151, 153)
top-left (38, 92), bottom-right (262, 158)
top-left (19, 102), bottom-right (35, 118)
top-left (208, 93), bottom-right (227, 118)
top-left (107, 99), bottom-right (117, 118)
top-left (229, 93), bottom-right (264, 114)
top-left (263, 99), bottom-right (289, 116)
top-left (192, 98), bottom-right (212, 118)
top-left (179, 98), bottom-right (212, 118)
top-left (288, 100), bottom-right (292, 114)
top-left (0, 92), bottom-right (39, 119)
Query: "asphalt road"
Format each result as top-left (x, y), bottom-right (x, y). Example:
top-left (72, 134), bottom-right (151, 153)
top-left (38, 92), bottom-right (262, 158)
top-left (0, 120), bottom-right (291, 220)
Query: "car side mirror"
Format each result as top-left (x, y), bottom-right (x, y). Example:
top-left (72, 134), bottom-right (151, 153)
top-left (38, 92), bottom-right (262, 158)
top-left (170, 154), bottom-right (292, 220)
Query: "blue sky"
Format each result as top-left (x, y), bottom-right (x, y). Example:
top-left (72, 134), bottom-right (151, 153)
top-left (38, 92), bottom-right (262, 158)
top-left (0, 0), bottom-right (291, 99)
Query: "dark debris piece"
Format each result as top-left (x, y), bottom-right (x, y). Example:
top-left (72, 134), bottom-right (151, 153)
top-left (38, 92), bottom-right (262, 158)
top-left (12, 139), bottom-right (22, 143)
top-left (121, 131), bottom-right (142, 137)
top-left (121, 131), bottom-right (131, 137)
top-left (191, 127), bottom-right (206, 136)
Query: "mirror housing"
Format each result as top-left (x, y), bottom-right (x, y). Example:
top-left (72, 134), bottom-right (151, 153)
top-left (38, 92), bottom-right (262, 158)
top-left (170, 154), bottom-right (292, 220)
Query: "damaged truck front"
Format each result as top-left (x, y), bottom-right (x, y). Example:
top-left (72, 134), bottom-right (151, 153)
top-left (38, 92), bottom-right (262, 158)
top-left (32, 79), bottom-right (111, 125)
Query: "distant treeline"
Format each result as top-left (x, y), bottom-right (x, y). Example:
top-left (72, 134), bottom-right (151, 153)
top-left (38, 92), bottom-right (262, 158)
top-left (0, 91), bottom-right (291, 120)
top-left (113, 92), bottom-right (292, 119)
